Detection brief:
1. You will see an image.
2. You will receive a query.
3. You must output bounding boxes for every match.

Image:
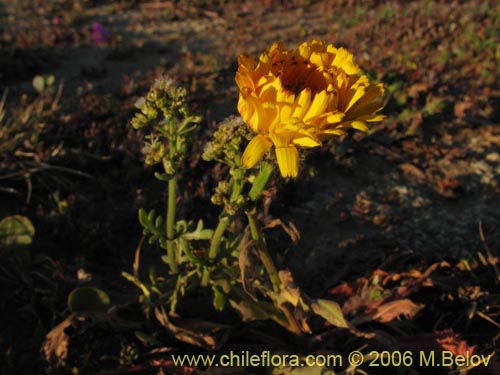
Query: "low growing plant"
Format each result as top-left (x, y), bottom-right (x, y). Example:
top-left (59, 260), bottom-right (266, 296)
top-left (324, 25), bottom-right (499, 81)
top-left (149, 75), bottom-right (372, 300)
top-left (126, 40), bottom-right (386, 341)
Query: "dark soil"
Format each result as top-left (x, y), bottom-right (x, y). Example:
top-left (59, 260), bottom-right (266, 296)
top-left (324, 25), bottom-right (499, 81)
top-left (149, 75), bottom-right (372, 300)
top-left (1, 1), bottom-right (499, 374)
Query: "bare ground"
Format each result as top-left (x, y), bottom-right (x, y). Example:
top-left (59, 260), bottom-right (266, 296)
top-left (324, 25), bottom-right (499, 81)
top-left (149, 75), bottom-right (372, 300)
top-left (1, 1), bottom-right (499, 374)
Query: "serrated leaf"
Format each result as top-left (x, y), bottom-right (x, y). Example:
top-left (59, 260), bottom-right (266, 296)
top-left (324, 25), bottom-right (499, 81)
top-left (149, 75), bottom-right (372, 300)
top-left (67, 287), bottom-right (110, 313)
top-left (0, 215), bottom-right (35, 249)
top-left (181, 220), bottom-right (213, 240)
top-left (311, 299), bottom-right (349, 328)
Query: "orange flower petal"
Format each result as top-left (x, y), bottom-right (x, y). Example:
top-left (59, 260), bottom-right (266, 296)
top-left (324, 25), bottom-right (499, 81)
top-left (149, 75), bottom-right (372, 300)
top-left (241, 135), bottom-right (273, 169)
top-left (275, 146), bottom-right (299, 178)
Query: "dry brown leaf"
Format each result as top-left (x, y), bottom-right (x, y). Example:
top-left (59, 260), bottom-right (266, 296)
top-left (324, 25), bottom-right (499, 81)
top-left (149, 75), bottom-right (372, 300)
top-left (329, 282), bottom-right (354, 297)
top-left (435, 329), bottom-right (475, 356)
top-left (408, 83), bottom-right (429, 98)
top-left (278, 269), bottom-right (301, 307)
top-left (237, 231), bottom-right (258, 301)
top-left (154, 307), bottom-right (220, 349)
top-left (398, 163), bottom-right (426, 182)
top-left (265, 218), bottom-right (300, 243)
top-left (454, 99), bottom-right (474, 118)
top-left (372, 299), bottom-right (424, 323)
top-left (43, 313), bottom-right (74, 367)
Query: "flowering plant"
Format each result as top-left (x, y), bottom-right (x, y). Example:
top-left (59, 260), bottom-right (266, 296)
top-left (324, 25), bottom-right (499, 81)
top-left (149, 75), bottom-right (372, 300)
top-left (127, 40), bottom-right (385, 340)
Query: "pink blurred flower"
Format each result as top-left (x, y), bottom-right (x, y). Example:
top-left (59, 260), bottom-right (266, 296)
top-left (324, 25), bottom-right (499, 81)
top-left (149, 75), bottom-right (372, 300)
top-left (91, 22), bottom-right (109, 45)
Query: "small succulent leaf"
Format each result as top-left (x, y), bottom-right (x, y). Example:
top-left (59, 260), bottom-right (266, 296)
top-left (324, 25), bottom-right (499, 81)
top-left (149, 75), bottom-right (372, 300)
top-left (176, 220), bottom-right (189, 234)
top-left (154, 215), bottom-right (163, 228)
top-left (67, 287), bottom-right (110, 313)
top-left (32, 75), bottom-right (45, 94)
top-left (45, 74), bottom-right (55, 86)
top-left (212, 286), bottom-right (227, 311)
top-left (138, 208), bottom-right (148, 227)
top-left (147, 209), bottom-right (155, 223)
top-left (154, 171), bottom-right (170, 181)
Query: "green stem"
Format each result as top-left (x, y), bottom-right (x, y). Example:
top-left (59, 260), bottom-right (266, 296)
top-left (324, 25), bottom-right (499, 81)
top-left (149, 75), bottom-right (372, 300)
top-left (246, 210), bottom-right (280, 293)
top-left (166, 176), bottom-right (177, 273)
top-left (166, 119), bottom-right (178, 274)
top-left (201, 214), bottom-right (230, 287)
top-left (246, 209), bottom-right (302, 335)
top-left (208, 214), bottom-right (230, 261)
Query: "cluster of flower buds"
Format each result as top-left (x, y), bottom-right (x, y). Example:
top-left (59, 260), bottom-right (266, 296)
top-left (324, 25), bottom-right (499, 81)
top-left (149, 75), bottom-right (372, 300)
top-left (131, 76), bottom-right (189, 130)
top-left (202, 116), bottom-right (252, 167)
top-left (202, 117), bottom-right (254, 214)
top-left (131, 76), bottom-right (201, 175)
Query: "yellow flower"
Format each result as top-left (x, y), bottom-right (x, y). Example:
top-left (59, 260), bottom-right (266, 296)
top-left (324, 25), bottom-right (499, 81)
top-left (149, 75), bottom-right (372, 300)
top-left (236, 40), bottom-right (385, 177)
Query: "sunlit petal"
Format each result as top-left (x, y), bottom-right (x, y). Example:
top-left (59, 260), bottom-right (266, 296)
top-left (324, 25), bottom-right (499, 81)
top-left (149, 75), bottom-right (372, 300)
top-left (241, 135), bottom-right (273, 169)
top-left (275, 146), bottom-right (299, 178)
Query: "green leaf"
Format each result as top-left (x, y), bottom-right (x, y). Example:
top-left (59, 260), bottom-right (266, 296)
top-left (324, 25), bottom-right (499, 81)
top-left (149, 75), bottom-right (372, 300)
top-left (32, 75), bottom-right (45, 94)
top-left (134, 330), bottom-right (161, 346)
top-left (67, 287), bottom-right (110, 312)
top-left (154, 171), bottom-right (170, 181)
top-left (45, 74), bottom-right (55, 86)
top-left (0, 215), bottom-right (35, 249)
top-left (249, 162), bottom-right (273, 201)
top-left (181, 220), bottom-right (213, 240)
top-left (212, 285), bottom-right (227, 311)
top-left (122, 272), bottom-right (151, 298)
top-left (311, 299), bottom-right (349, 328)
top-left (138, 208), bottom-right (148, 227)
top-left (154, 215), bottom-right (163, 228)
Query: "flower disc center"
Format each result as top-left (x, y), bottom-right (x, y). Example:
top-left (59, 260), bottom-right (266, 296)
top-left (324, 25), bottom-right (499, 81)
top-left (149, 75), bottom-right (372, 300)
top-left (272, 55), bottom-right (327, 96)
